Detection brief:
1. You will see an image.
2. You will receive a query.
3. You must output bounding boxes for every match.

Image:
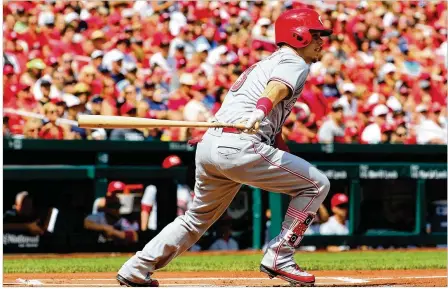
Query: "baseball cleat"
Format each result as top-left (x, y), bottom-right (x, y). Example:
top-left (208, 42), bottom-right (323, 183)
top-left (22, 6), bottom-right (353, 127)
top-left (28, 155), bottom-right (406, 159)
top-left (117, 274), bottom-right (159, 287)
top-left (260, 264), bottom-right (315, 287)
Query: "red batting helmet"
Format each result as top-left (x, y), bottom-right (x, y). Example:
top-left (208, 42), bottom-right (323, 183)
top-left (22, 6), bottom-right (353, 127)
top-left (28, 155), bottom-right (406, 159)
top-left (275, 8), bottom-right (332, 49)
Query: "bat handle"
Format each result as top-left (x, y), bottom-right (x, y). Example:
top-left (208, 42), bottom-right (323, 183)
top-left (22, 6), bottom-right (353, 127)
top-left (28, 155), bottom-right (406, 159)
top-left (229, 122), bottom-right (260, 131)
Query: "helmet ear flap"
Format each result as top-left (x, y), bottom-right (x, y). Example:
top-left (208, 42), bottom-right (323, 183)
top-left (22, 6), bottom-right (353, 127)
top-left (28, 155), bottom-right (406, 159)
top-left (292, 27), bottom-right (312, 48)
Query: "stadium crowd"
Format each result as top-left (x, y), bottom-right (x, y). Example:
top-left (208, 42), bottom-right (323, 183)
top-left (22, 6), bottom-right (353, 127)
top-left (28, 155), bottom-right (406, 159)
top-left (3, 0), bottom-right (447, 144)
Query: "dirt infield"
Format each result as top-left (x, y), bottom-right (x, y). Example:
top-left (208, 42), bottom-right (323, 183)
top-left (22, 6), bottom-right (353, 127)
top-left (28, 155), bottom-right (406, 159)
top-left (4, 270), bottom-right (447, 287)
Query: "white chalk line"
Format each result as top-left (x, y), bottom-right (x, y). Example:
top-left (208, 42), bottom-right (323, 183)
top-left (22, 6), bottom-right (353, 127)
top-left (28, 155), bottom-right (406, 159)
top-left (33, 275), bottom-right (446, 281)
top-left (6, 275), bottom-right (446, 287)
top-left (368, 275), bottom-right (447, 280)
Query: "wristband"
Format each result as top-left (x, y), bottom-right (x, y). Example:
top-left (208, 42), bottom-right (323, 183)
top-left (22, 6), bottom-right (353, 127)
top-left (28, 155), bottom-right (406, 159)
top-left (256, 97), bottom-right (273, 116)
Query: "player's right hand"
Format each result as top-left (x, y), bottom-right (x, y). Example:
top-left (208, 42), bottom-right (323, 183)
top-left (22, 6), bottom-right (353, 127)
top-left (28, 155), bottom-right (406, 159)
top-left (243, 109), bottom-right (265, 133)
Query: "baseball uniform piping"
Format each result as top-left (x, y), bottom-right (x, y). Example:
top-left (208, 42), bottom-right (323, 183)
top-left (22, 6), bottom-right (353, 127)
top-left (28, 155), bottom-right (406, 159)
top-left (252, 143), bottom-right (320, 211)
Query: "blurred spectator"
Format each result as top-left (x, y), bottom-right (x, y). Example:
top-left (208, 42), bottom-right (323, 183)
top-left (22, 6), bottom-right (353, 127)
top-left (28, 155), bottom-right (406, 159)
top-left (140, 155), bottom-right (194, 231)
top-left (23, 119), bottom-right (42, 139)
top-left (84, 194), bottom-right (139, 244)
top-left (110, 102), bottom-right (146, 141)
top-left (4, 191), bottom-right (44, 236)
top-left (3, 116), bottom-right (11, 138)
top-left (2, 0), bottom-right (447, 144)
top-left (93, 181), bottom-right (127, 214)
top-left (183, 84), bottom-right (213, 122)
top-left (320, 193), bottom-right (350, 252)
top-left (338, 83), bottom-right (358, 117)
top-left (361, 104), bottom-right (390, 144)
top-left (391, 123), bottom-right (408, 144)
top-left (416, 103), bottom-right (448, 144)
top-left (38, 102), bottom-right (64, 140)
top-left (317, 101), bottom-right (346, 143)
top-left (209, 217), bottom-right (239, 251)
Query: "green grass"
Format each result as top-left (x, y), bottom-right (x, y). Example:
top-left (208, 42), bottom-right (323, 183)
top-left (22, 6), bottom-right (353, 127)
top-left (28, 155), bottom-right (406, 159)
top-left (3, 251), bottom-right (447, 274)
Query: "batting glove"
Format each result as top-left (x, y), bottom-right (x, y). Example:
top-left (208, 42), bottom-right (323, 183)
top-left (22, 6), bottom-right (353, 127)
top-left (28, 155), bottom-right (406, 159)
top-left (243, 109), bottom-right (265, 133)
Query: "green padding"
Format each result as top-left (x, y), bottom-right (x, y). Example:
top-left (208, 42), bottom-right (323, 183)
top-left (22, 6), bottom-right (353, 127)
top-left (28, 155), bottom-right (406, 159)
top-left (95, 166), bottom-right (187, 182)
top-left (4, 139), bottom-right (447, 155)
top-left (3, 165), bottom-right (95, 180)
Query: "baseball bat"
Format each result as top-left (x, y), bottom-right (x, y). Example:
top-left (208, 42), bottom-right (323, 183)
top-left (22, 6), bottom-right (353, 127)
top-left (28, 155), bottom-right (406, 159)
top-left (77, 115), bottom-right (259, 131)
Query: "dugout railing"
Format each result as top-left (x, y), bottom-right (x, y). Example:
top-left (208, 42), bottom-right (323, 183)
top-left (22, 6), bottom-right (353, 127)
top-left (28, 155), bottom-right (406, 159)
top-left (3, 138), bottom-right (447, 252)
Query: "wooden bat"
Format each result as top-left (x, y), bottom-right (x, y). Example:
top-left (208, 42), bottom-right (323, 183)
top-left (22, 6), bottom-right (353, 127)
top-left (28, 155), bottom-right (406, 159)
top-left (77, 115), bottom-right (259, 131)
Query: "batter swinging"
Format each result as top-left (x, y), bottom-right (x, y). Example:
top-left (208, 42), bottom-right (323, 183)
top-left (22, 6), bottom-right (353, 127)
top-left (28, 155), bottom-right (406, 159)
top-left (117, 8), bottom-right (332, 287)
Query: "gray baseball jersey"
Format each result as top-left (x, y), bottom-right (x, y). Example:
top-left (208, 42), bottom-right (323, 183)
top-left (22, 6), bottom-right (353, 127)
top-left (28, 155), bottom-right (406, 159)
top-left (118, 47), bottom-right (331, 284)
top-left (215, 47), bottom-right (309, 144)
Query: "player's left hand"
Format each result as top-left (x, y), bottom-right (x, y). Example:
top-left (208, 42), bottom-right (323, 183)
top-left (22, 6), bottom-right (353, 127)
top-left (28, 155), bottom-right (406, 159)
top-left (243, 109), bottom-right (264, 133)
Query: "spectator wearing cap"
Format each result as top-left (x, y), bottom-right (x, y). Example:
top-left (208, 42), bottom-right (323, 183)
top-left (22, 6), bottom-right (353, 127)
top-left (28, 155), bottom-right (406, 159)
top-left (361, 104), bottom-right (390, 144)
top-left (85, 194), bottom-right (139, 245)
top-left (141, 155), bottom-right (194, 232)
top-left (103, 49), bottom-right (125, 83)
top-left (90, 30), bottom-right (107, 51)
top-left (416, 103), bottom-right (447, 144)
top-left (39, 102), bottom-right (64, 140)
top-left (3, 65), bottom-right (18, 105)
top-left (51, 98), bottom-right (67, 118)
top-left (73, 82), bottom-right (90, 109)
top-left (152, 12), bottom-right (175, 48)
top-left (44, 56), bottom-right (60, 77)
top-left (116, 63), bottom-right (139, 93)
top-left (412, 73), bottom-right (445, 107)
top-left (169, 26), bottom-right (196, 60)
top-left (20, 59), bottom-right (46, 87)
top-left (5, 83), bottom-right (37, 114)
top-left (317, 101), bottom-right (346, 144)
top-left (168, 73), bottom-right (194, 111)
top-left (320, 193), bottom-right (350, 251)
top-left (93, 181), bottom-right (127, 214)
top-left (88, 95), bottom-right (104, 116)
top-left (62, 94), bottom-right (85, 139)
top-left (338, 83), bottom-right (358, 117)
top-left (110, 103), bottom-right (146, 141)
top-left (142, 81), bottom-right (169, 118)
top-left (252, 17), bottom-right (274, 40)
top-left (4, 191), bottom-right (45, 236)
top-left (114, 34), bottom-right (136, 68)
top-left (288, 103), bottom-right (318, 144)
top-left (183, 84), bottom-right (213, 122)
top-left (169, 2), bottom-right (188, 36)
top-left (150, 37), bottom-right (176, 74)
top-left (91, 50), bottom-right (104, 70)
top-left (380, 123), bottom-right (394, 144)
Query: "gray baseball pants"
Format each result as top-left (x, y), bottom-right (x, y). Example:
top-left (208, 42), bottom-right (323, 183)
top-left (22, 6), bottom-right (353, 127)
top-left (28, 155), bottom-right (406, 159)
top-left (118, 128), bottom-right (330, 282)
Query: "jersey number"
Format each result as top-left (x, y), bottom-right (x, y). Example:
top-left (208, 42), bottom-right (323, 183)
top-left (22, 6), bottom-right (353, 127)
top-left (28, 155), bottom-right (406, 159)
top-left (230, 64), bottom-right (257, 92)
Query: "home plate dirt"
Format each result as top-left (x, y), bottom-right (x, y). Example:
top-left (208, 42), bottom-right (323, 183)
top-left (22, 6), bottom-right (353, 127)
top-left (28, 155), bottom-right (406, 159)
top-left (3, 270), bottom-right (447, 287)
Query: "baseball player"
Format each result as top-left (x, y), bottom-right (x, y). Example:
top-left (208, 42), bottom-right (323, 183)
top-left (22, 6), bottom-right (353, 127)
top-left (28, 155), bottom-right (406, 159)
top-left (117, 8), bottom-right (332, 287)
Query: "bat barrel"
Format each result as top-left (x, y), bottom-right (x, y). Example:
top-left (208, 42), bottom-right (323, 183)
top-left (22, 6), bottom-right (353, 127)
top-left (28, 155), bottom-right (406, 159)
top-left (77, 115), bottom-right (250, 130)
